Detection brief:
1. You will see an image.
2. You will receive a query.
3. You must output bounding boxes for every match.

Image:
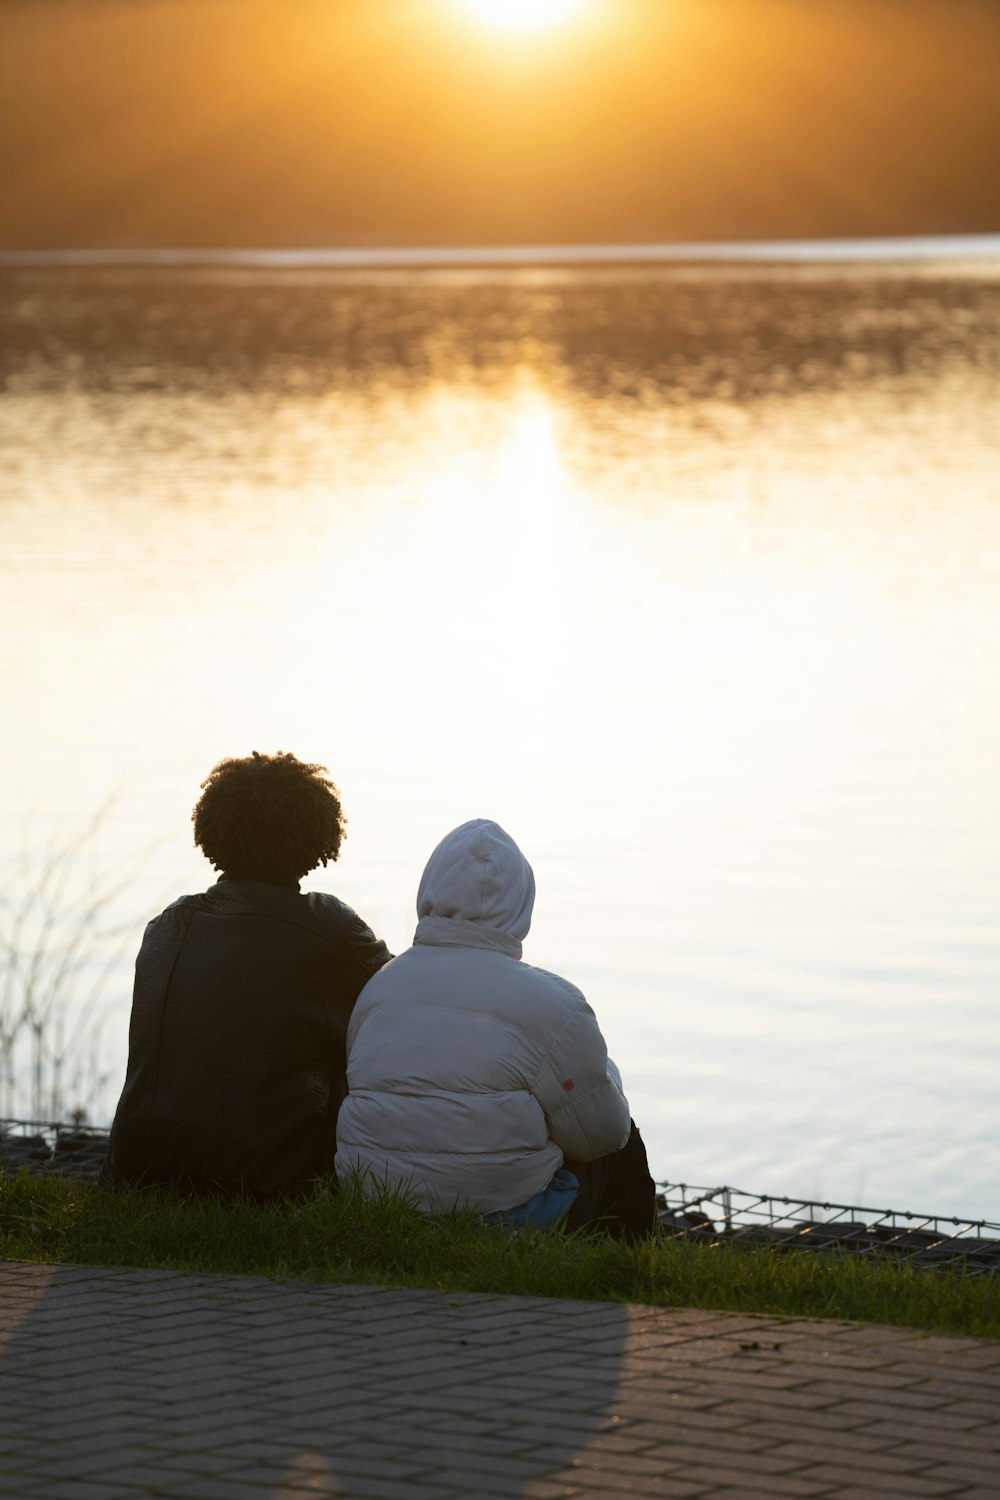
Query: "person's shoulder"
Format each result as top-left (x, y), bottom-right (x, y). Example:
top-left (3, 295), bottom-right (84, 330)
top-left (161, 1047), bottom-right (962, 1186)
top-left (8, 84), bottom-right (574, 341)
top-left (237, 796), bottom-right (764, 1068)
top-left (301, 889), bottom-right (357, 925)
top-left (134, 892), bottom-right (202, 952)
top-left (302, 892), bottom-right (392, 967)
top-left (300, 889), bottom-right (377, 933)
top-left (513, 958), bottom-right (589, 1011)
top-left (143, 891), bottom-right (202, 926)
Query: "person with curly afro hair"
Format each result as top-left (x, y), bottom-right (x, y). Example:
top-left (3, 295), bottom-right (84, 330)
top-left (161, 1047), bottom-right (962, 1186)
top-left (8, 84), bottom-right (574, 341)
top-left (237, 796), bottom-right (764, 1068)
top-left (192, 751), bottom-right (347, 886)
top-left (106, 752), bottom-right (391, 1198)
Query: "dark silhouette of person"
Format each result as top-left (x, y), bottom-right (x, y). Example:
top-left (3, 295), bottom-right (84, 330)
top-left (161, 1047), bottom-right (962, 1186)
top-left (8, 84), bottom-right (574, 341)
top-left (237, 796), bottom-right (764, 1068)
top-left (105, 751), bottom-right (390, 1198)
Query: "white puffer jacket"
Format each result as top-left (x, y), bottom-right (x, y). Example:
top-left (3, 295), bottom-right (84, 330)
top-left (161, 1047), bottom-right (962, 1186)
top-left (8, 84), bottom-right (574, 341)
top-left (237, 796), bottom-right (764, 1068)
top-left (335, 820), bottom-right (631, 1214)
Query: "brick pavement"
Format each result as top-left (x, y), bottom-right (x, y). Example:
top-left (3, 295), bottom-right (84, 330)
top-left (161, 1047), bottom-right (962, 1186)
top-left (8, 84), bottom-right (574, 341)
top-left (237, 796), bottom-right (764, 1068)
top-left (1, 1262), bottom-right (998, 1499)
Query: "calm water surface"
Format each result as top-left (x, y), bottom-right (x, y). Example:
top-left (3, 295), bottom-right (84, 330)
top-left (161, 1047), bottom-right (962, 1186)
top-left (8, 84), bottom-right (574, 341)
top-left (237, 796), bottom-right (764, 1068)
top-left (2, 263), bottom-right (999, 1216)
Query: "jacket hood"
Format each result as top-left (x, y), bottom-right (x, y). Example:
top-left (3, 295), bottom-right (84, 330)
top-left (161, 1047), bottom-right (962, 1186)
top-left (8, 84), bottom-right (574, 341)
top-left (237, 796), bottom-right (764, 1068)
top-left (414, 819), bottom-right (535, 958)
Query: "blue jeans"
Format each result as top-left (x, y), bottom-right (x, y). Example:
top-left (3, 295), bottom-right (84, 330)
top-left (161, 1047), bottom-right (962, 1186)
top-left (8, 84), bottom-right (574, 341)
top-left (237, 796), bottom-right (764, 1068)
top-left (482, 1168), bottom-right (580, 1230)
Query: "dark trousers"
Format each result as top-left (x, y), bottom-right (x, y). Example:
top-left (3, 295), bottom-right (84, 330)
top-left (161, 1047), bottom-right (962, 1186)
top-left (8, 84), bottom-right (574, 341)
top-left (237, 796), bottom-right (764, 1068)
top-left (563, 1120), bottom-right (657, 1241)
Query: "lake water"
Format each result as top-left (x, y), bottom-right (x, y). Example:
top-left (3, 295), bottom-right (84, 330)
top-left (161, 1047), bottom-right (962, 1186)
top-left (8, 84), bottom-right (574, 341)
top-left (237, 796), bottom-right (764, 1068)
top-left (2, 256), bottom-right (999, 1218)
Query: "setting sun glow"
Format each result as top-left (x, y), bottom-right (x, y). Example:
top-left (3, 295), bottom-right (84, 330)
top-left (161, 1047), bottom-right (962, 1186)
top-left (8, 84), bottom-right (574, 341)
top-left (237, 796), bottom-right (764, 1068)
top-left (456, 0), bottom-right (586, 33)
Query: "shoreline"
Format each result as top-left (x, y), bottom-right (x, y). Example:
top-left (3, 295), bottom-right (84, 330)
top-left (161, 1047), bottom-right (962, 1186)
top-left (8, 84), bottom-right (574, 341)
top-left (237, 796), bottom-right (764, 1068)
top-left (3, 232), bottom-right (1000, 272)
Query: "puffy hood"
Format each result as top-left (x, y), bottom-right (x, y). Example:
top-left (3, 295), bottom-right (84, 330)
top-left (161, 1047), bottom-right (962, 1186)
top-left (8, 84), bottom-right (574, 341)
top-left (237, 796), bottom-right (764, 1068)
top-left (414, 819), bottom-right (535, 958)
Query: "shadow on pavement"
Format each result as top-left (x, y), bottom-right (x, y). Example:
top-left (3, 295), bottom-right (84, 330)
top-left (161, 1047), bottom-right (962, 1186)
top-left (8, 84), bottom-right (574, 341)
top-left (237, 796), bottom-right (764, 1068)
top-left (0, 1264), bottom-right (629, 1498)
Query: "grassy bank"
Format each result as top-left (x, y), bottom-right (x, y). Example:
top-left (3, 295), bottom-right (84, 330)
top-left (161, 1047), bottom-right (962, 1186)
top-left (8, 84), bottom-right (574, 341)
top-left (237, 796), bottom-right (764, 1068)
top-left (2, 1172), bottom-right (998, 1339)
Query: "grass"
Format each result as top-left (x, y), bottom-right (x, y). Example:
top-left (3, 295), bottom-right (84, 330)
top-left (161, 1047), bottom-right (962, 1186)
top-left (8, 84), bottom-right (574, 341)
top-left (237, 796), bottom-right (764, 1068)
top-left (2, 1172), bottom-right (999, 1339)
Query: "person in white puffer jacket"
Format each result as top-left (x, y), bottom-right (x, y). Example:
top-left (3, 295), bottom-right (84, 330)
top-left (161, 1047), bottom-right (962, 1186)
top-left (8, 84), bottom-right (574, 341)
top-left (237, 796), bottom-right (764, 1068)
top-left (335, 819), bottom-right (656, 1237)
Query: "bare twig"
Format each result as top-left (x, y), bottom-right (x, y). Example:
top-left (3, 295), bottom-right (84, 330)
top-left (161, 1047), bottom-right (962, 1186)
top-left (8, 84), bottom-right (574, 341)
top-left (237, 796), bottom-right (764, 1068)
top-left (0, 803), bottom-right (174, 1121)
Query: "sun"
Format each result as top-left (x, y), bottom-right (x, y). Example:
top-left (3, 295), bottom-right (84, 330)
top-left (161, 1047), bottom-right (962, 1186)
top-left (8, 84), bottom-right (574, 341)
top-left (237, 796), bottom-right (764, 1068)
top-left (456, 0), bottom-right (587, 33)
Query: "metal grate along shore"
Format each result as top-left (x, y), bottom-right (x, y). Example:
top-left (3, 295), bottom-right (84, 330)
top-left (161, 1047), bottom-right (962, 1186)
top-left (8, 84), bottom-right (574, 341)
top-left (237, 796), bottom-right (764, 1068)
top-left (657, 1181), bottom-right (1000, 1276)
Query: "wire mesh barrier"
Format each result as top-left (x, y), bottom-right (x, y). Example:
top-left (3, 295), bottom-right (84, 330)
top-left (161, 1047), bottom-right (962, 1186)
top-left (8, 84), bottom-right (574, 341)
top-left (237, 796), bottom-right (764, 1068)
top-left (0, 1118), bottom-right (110, 1181)
top-left (657, 1182), bottom-right (1000, 1275)
top-left (2, 1121), bottom-right (996, 1275)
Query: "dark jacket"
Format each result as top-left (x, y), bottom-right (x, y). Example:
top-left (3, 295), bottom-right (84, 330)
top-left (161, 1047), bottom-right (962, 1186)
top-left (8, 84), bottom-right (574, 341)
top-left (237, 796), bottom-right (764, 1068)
top-left (106, 878), bottom-right (390, 1197)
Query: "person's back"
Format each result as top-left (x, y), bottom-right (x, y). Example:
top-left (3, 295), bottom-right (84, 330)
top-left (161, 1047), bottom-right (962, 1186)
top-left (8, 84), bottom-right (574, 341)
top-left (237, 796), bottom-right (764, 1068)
top-left (337, 819), bottom-right (655, 1235)
top-left (106, 752), bottom-right (390, 1198)
top-left (340, 934), bottom-right (600, 1214)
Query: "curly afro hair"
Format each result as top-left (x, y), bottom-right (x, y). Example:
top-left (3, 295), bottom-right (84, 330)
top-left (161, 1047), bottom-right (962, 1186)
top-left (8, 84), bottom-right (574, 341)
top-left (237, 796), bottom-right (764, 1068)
top-left (192, 751), bottom-right (346, 885)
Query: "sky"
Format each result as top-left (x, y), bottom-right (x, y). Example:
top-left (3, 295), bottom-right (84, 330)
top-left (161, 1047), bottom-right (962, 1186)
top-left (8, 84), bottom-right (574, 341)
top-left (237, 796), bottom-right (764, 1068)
top-left (2, 0), bottom-right (1000, 249)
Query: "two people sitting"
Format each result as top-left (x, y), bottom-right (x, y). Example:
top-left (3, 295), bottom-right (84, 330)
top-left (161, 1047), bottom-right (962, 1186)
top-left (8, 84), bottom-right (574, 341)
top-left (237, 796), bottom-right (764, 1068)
top-left (106, 751), bottom-right (655, 1238)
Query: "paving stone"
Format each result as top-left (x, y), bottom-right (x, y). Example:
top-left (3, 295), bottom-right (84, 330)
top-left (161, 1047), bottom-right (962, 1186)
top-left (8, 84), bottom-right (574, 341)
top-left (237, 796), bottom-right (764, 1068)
top-left (895, 1436), bottom-right (1000, 1464)
top-left (547, 1473), bottom-right (708, 1497)
top-left (711, 1490), bottom-right (832, 1500)
top-left (827, 1490), bottom-right (932, 1500)
top-left (147, 1479), bottom-right (293, 1499)
top-left (670, 1465), bottom-right (835, 1496)
top-left (515, 1484), bottom-right (585, 1500)
top-left (647, 1440), bottom-right (790, 1473)
top-left (646, 1429), bottom-right (778, 1458)
top-left (137, 1452), bottom-right (251, 1477)
top-left (796, 1464), bottom-right (961, 1495)
top-left (554, 1430), bottom-right (665, 1457)
top-left (797, 1377), bottom-right (965, 1406)
top-left (697, 1380), bottom-right (840, 1410)
top-left (711, 1489), bottom-right (836, 1500)
top-left (711, 1400), bottom-right (860, 1429)
top-left (908, 1384), bottom-right (1000, 1411)
top-left (921, 1461), bottom-right (1000, 1488)
top-left (767, 1441), bottom-right (937, 1474)
top-left (9, 1483), bottom-right (136, 1500)
top-left (842, 1410), bottom-right (984, 1439)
